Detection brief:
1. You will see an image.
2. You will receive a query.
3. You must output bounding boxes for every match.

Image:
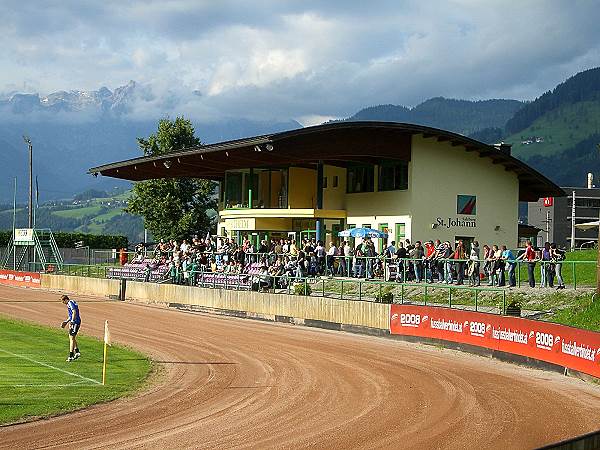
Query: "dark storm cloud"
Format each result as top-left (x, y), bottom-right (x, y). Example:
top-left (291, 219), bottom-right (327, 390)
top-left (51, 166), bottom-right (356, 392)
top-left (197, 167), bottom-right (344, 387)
top-left (1, 0), bottom-right (599, 124)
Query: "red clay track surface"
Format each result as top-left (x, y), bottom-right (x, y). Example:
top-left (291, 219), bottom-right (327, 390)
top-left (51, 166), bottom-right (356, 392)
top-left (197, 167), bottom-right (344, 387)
top-left (1, 285), bottom-right (600, 449)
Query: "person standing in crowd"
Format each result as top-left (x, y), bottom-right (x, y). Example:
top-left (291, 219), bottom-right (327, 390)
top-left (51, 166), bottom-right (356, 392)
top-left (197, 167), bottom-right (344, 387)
top-left (424, 241), bottom-right (436, 283)
top-left (482, 244), bottom-right (493, 284)
top-left (315, 240), bottom-right (326, 274)
top-left (501, 245), bottom-right (516, 287)
top-left (326, 241), bottom-right (337, 275)
top-left (493, 244), bottom-right (505, 286)
top-left (517, 240), bottom-right (537, 287)
top-left (353, 241), bottom-right (364, 278)
top-left (395, 241), bottom-right (407, 282)
top-left (441, 241), bottom-right (453, 284)
top-left (342, 240), bottom-right (351, 276)
top-left (364, 238), bottom-right (376, 279)
top-left (541, 242), bottom-right (554, 288)
top-left (550, 243), bottom-right (566, 289)
top-left (468, 241), bottom-right (480, 286)
top-left (410, 241), bottom-right (424, 282)
top-left (453, 240), bottom-right (466, 285)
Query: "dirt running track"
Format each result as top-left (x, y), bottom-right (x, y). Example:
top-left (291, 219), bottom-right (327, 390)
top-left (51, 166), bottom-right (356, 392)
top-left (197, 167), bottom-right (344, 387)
top-left (1, 286), bottom-right (600, 449)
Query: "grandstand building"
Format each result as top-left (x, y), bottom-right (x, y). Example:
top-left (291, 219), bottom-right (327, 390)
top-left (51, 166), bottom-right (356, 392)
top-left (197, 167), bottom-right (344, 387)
top-left (90, 122), bottom-right (562, 249)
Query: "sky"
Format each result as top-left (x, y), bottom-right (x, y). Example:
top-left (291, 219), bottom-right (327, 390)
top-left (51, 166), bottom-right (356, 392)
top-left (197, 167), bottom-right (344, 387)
top-left (2, 0), bottom-right (600, 125)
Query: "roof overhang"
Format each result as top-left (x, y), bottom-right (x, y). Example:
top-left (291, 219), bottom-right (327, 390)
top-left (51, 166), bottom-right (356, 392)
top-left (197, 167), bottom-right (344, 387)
top-left (89, 121), bottom-right (564, 202)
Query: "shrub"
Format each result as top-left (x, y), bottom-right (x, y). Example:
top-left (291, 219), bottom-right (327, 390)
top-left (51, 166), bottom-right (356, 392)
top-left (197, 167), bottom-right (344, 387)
top-left (293, 282), bottom-right (312, 296)
top-left (505, 299), bottom-right (522, 317)
top-left (375, 289), bottom-right (394, 304)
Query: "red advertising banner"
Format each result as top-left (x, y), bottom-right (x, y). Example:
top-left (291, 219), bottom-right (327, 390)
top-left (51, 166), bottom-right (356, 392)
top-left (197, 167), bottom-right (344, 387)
top-left (0, 270), bottom-right (41, 288)
top-left (543, 197), bottom-right (554, 207)
top-left (390, 305), bottom-right (600, 378)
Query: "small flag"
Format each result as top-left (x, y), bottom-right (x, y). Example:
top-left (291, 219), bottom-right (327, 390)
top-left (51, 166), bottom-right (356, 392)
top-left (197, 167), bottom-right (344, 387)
top-left (104, 320), bottom-right (111, 346)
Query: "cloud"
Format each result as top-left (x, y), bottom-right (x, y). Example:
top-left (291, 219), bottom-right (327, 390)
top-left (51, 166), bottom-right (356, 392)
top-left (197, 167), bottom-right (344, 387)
top-left (1, 0), bottom-right (599, 122)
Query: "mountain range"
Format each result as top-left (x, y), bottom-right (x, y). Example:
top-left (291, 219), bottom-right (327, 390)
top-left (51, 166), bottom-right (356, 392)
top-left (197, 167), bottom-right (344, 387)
top-left (1, 67), bottom-right (599, 205)
top-left (0, 81), bottom-right (300, 202)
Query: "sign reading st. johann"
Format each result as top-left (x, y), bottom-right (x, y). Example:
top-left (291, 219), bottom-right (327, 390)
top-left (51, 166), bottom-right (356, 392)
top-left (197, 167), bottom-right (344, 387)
top-left (435, 217), bottom-right (477, 228)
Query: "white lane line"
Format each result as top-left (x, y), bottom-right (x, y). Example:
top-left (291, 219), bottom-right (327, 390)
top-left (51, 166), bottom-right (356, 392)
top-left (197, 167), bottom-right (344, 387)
top-left (3, 380), bottom-right (94, 387)
top-left (0, 347), bottom-right (101, 385)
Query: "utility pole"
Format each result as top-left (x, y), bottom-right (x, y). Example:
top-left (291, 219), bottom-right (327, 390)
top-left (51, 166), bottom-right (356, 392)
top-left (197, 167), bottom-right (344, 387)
top-left (596, 144), bottom-right (600, 295)
top-left (570, 190), bottom-right (576, 251)
top-left (23, 136), bottom-right (33, 229)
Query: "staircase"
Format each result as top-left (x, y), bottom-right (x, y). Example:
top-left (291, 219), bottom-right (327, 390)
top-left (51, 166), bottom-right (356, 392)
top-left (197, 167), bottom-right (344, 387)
top-left (1, 229), bottom-right (63, 271)
top-left (33, 229), bottom-right (64, 271)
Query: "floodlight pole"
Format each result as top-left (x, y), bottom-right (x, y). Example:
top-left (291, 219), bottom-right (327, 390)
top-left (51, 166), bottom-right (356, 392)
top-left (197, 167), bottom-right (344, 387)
top-left (596, 144), bottom-right (600, 295)
top-left (23, 136), bottom-right (33, 229)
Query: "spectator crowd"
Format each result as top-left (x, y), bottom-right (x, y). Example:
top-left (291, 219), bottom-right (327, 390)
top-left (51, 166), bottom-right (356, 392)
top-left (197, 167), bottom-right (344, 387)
top-left (125, 234), bottom-right (567, 290)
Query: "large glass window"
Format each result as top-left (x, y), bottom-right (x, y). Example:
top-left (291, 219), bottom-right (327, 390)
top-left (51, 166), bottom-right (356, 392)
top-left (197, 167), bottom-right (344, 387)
top-left (224, 168), bottom-right (288, 209)
top-left (378, 161), bottom-right (408, 191)
top-left (347, 165), bottom-right (374, 193)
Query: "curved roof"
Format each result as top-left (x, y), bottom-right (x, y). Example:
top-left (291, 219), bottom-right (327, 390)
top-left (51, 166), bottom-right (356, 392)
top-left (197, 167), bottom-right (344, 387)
top-left (89, 121), bottom-right (563, 201)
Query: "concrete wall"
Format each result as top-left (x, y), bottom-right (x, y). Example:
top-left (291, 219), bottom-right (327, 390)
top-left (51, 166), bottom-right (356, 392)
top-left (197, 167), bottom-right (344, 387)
top-left (41, 274), bottom-right (121, 297)
top-left (126, 281), bottom-right (389, 330)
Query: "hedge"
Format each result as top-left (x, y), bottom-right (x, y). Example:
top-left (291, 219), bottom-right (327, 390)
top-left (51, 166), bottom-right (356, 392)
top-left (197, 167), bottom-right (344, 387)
top-left (0, 231), bottom-right (128, 249)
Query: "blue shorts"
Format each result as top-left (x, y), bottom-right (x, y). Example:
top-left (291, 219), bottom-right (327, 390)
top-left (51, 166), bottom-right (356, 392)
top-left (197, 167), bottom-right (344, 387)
top-left (69, 322), bottom-right (81, 336)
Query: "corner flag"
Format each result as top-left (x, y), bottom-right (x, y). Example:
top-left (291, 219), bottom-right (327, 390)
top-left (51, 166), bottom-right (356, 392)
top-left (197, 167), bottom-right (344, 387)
top-left (104, 320), bottom-right (111, 346)
top-left (102, 320), bottom-right (111, 385)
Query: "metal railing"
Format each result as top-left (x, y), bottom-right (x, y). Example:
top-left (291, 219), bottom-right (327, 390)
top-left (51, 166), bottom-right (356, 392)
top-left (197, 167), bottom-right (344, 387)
top-left (32, 251), bottom-right (598, 290)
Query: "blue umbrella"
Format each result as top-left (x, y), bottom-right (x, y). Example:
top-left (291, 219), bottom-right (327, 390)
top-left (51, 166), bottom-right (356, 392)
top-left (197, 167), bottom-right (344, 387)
top-left (338, 227), bottom-right (388, 238)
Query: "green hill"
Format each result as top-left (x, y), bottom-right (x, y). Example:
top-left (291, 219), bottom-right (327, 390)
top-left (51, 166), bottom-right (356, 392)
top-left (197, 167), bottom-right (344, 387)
top-left (505, 100), bottom-right (600, 159)
top-left (0, 190), bottom-right (144, 244)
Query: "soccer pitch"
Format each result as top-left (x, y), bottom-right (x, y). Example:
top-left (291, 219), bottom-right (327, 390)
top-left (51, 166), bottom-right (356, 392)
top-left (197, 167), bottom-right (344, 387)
top-left (0, 316), bottom-right (152, 425)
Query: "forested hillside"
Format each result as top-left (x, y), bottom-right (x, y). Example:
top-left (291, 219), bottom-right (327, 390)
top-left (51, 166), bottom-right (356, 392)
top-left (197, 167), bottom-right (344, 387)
top-left (505, 67), bottom-right (600, 134)
top-left (345, 97), bottom-right (523, 136)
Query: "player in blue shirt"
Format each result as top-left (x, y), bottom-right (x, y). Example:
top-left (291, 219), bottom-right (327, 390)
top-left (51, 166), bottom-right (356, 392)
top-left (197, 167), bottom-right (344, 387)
top-left (60, 295), bottom-right (81, 362)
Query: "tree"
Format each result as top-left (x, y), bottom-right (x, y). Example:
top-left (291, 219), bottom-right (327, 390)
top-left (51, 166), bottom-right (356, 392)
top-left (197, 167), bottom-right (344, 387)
top-left (126, 117), bottom-right (217, 241)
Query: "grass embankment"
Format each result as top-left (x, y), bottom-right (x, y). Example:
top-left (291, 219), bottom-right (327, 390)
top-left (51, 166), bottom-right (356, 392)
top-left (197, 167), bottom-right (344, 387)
top-left (549, 293), bottom-right (600, 332)
top-left (0, 316), bottom-right (152, 425)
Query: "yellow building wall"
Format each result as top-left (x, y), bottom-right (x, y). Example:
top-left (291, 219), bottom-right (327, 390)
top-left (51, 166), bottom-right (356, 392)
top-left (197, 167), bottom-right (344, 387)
top-left (340, 135), bottom-right (519, 247)
top-left (323, 165), bottom-right (347, 210)
top-left (408, 135), bottom-right (519, 246)
top-left (288, 167), bottom-right (316, 208)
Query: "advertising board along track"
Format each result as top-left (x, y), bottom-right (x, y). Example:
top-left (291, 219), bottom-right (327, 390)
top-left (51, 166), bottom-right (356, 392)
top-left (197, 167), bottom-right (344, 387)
top-left (391, 305), bottom-right (600, 378)
top-left (0, 270), bottom-right (40, 289)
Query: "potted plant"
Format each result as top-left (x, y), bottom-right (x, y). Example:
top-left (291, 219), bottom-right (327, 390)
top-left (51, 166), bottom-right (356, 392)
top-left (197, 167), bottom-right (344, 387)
top-left (376, 289), bottom-right (394, 304)
top-left (505, 299), bottom-right (522, 316)
top-left (293, 282), bottom-right (312, 296)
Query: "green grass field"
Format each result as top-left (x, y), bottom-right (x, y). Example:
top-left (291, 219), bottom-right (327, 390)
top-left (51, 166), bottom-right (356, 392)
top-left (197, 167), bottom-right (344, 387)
top-left (53, 205), bottom-right (105, 219)
top-left (0, 316), bottom-right (152, 425)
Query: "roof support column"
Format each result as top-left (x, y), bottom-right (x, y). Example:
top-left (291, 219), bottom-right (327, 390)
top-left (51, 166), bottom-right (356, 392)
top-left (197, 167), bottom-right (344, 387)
top-left (316, 161), bottom-right (324, 243)
top-left (248, 168), bottom-right (254, 209)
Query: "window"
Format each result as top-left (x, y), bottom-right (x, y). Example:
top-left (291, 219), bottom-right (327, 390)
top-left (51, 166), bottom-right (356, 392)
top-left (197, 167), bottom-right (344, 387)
top-left (333, 176), bottom-right (338, 188)
top-left (395, 223), bottom-right (406, 239)
top-left (347, 165), bottom-right (374, 193)
top-left (378, 161), bottom-right (408, 191)
top-left (362, 223), bottom-right (372, 229)
top-left (575, 198), bottom-right (600, 208)
top-left (323, 176), bottom-right (328, 188)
